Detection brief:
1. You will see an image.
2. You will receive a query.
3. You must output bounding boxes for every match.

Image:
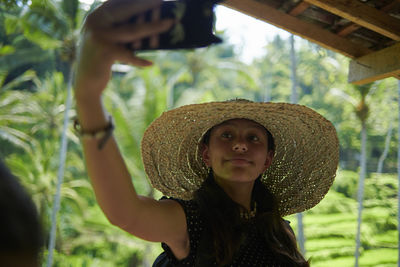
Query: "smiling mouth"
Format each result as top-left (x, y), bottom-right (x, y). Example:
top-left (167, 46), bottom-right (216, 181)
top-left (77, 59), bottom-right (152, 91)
top-left (229, 158), bottom-right (251, 165)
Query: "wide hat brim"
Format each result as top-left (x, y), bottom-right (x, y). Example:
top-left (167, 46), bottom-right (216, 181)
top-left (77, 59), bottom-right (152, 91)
top-left (141, 101), bottom-right (339, 216)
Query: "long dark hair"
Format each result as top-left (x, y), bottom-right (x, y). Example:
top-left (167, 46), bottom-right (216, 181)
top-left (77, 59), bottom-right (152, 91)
top-left (195, 124), bottom-right (309, 266)
top-left (253, 178), bottom-right (310, 266)
top-left (194, 176), bottom-right (309, 266)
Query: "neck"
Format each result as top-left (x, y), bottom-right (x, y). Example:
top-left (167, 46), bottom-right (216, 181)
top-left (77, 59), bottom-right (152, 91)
top-left (214, 178), bottom-right (254, 211)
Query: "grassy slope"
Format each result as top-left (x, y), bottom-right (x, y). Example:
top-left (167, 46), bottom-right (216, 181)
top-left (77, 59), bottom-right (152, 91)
top-left (285, 171), bottom-right (398, 267)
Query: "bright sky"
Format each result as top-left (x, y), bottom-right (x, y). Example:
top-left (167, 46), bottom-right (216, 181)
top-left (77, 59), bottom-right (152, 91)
top-left (215, 5), bottom-right (290, 62)
top-left (79, 1), bottom-right (290, 62)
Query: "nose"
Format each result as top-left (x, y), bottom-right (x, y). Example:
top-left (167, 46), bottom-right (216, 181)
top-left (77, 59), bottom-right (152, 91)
top-left (232, 142), bottom-right (248, 152)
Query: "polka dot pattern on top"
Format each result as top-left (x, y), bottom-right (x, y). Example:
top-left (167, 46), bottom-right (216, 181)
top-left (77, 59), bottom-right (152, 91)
top-left (157, 198), bottom-right (292, 267)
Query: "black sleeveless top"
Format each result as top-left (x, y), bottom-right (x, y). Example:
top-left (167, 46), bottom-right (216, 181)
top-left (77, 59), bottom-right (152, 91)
top-left (154, 198), bottom-right (293, 267)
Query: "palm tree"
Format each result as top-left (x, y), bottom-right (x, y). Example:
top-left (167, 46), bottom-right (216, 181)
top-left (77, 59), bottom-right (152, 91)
top-left (0, 70), bottom-right (38, 153)
top-left (27, 72), bottom-right (73, 140)
top-left (377, 120), bottom-right (393, 174)
top-left (155, 40), bottom-right (257, 102)
top-left (4, 0), bottom-right (81, 67)
top-left (3, 69), bottom-right (96, 257)
top-left (253, 35), bottom-right (292, 102)
top-left (4, 136), bottom-right (91, 246)
top-left (330, 83), bottom-right (373, 267)
top-left (0, 2), bottom-right (56, 85)
top-left (353, 83), bottom-right (371, 267)
top-left (2, 2), bottom-right (86, 263)
top-left (10, 2), bottom-right (86, 265)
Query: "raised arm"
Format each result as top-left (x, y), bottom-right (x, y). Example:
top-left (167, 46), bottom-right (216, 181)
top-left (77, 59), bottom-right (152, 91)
top-left (74, 0), bottom-right (188, 255)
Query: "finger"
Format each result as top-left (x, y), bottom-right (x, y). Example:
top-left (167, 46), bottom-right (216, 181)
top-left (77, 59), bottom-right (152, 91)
top-left (149, 7), bottom-right (161, 49)
top-left (132, 14), bottom-right (145, 50)
top-left (113, 46), bottom-right (153, 67)
top-left (125, 56), bottom-right (153, 67)
top-left (93, 19), bottom-right (174, 43)
top-left (98, 0), bottom-right (162, 24)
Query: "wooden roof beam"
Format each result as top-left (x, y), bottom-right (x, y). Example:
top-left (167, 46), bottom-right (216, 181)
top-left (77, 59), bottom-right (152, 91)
top-left (221, 0), bottom-right (372, 58)
top-left (288, 1), bottom-right (311, 16)
top-left (380, 0), bottom-right (400, 13)
top-left (337, 23), bottom-right (361, 37)
top-left (348, 42), bottom-right (400, 84)
top-left (337, 0), bottom-right (400, 37)
top-left (304, 0), bottom-right (400, 41)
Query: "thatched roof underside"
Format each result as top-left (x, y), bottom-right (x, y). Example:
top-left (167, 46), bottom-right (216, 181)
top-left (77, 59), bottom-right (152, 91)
top-left (221, 0), bottom-right (400, 84)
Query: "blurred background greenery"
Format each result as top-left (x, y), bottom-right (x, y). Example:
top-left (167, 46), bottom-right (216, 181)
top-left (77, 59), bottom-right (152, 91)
top-left (0, 0), bottom-right (398, 266)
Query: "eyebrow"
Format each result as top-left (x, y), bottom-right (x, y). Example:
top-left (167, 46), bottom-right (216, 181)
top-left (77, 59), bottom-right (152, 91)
top-left (219, 121), bottom-right (266, 131)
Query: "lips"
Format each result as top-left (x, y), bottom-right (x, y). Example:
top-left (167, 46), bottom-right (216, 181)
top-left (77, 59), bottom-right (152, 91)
top-left (228, 158), bottom-right (252, 165)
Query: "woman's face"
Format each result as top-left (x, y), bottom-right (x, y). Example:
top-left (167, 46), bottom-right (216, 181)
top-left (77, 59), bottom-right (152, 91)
top-left (202, 119), bottom-right (274, 184)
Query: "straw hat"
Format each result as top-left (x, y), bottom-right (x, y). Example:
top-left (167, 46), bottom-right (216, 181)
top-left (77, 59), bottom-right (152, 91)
top-left (141, 100), bottom-right (339, 216)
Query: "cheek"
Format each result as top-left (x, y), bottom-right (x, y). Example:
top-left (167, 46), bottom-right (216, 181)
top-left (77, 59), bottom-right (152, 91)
top-left (254, 147), bottom-right (270, 161)
top-left (205, 143), bottom-right (227, 164)
top-left (209, 138), bottom-right (226, 151)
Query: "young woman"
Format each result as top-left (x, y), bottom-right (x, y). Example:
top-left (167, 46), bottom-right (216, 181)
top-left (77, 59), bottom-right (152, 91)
top-left (74, 0), bottom-right (339, 266)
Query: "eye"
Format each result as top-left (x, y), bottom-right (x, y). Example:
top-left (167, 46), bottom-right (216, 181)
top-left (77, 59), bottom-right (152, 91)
top-left (248, 135), bottom-right (260, 142)
top-left (221, 132), bottom-right (232, 139)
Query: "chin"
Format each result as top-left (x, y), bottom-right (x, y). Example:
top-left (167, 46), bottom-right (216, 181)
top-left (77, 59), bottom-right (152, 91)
top-left (213, 169), bottom-right (260, 184)
top-left (225, 173), bottom-right (259, 183)
top-left (232, 170), bottom-right (260, 181)
top-left (234, 177), bottom-right (258, 183)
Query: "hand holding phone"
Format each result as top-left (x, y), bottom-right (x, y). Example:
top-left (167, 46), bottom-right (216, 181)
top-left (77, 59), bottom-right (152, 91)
top-left (126, 0), bottom-right (223, 51)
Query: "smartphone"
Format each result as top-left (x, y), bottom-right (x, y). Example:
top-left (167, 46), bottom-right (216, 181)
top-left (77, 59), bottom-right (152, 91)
top-left (126, 0), bottom-right (223, 51)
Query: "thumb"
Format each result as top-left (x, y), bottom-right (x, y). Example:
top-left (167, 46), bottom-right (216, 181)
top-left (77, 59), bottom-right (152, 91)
top-left (115, 47), bottom-right (153, 67)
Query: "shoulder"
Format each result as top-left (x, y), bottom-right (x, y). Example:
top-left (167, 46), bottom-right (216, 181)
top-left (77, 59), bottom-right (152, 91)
top-left (160, 197), bottom-right (200, 218)
top-left (160, 197), bottom-right (205, 262)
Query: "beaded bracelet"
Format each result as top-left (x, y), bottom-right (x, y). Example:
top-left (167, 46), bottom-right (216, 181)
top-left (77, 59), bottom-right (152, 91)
top-left (73, 116), bottom-right (114, 150)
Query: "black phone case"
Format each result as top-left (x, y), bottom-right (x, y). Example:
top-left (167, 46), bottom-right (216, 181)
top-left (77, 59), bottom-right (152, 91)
top-left (127, 0), bottom-right (223, 51)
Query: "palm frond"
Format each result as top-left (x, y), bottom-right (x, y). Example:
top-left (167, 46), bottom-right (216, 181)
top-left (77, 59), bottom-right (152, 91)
top-left (0, 44), bottom-right (15, 56)
top-left (61, 0), bottom-right (79, 29)
top-left (0, 127), bottom-right (32, 151)
top-left (0, 70), bottom-right (38, 91)
top-left (0, 114), bottom-right (32, 123)
top-left (0, 46), bottom-right (54, 71)
top-left (21, 0), bottom-right (70, 48)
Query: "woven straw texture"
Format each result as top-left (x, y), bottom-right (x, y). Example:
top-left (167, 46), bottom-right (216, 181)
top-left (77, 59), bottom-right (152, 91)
top-left (141, 101), bottom-right (339, 216)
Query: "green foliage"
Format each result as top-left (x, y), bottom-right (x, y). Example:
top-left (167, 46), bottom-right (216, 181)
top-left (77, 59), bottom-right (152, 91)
top-left (0, 43), bottom-right (15, 55)
top-left (366, 173), bottom-right (398, 200)
top-left (311, 248), bottom-right (398, 267)
top-left (306, 190), bottom-right (357, 215)
top-left (332, 169), bottom-right (359, 198)
top-left (0, 71), bottom-right (38, 153)
top-left (0, 0), bottom-right (29, 9)
top-left (61, 0), bottom-right (79, 29)
top-left (287, 170), bottom-right (398, 266)
top-left (0, 0), bottom-right (81, 89)
top-left (21, 0), bottom-right (68, 49)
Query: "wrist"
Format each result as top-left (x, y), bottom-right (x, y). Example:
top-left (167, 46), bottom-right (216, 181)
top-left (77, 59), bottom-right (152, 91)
top-left (74, 95), bottom-right (109, 130)
top-left (74, 115), bottom-right (114, 150)
top-left (74, 89), bottom-right (102, 104)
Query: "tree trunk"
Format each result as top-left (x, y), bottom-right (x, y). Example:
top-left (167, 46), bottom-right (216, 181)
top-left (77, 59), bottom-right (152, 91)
top-left (377, 120), bottom-right (393, 174)
top-left (263, 73), bottom-right (271, 102)
top-left (46, 62), bottom-right (74, 267)
top-left (355, 120), bottom-right (367, 267)
top-left (142, 244), bottom-right (152, 267)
